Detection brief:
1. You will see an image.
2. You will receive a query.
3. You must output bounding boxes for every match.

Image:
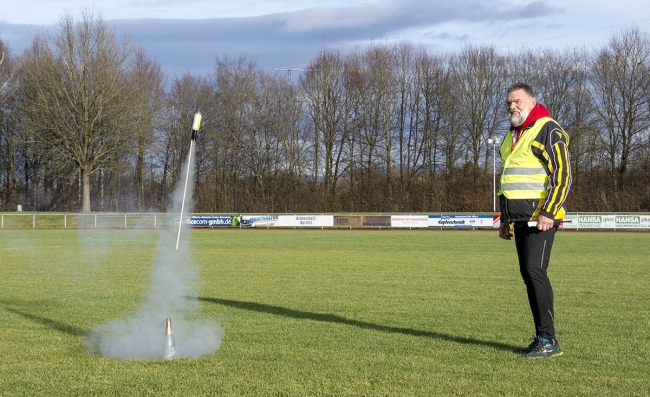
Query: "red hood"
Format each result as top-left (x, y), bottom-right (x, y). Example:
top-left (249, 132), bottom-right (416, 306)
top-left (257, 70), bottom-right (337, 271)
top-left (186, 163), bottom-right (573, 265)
top-left (512, 103), bottom-right (552, 133)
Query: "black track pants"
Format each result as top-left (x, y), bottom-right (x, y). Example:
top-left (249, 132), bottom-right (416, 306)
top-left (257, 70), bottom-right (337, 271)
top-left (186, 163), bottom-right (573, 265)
top-left (513, 222), bottom-right (557, 340)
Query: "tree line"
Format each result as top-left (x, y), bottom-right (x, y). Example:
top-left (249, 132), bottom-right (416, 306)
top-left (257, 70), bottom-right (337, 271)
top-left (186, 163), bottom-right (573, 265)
top-left (1, 13), bottom-right (649, 213)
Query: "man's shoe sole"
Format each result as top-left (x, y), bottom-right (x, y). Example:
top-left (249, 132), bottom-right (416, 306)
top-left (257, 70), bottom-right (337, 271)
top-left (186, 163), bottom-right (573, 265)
top-left (524, 350), bottom-right (564, 359)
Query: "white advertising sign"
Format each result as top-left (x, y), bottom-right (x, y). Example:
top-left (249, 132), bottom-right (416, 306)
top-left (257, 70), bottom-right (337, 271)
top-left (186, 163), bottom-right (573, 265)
top-left (390, 215), bottom-right (429, 228)
top-left (277, 215), bottom-right (334, 227)
top-left (428, 215), bottom-right (494, 228)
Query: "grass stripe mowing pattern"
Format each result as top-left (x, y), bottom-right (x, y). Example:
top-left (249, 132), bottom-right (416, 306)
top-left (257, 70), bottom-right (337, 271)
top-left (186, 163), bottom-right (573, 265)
top-left (1, 229), bottom-right (649, 396)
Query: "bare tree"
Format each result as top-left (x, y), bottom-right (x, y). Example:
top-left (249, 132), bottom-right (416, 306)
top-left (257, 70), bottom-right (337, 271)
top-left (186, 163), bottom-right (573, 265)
top-left (273, 79), bottom-right (308, 212)
top-left (589, 26), bottom-right (650, 207)
top-left (450, 45), bottom-right (507, 190)
top-left (250, 72), bottom-right (304, 211)
top-left (413, 51), bottom-right (454, 211)
top-left (393, 43), bottom-right (421, 210)
top-left (19, 12), bottom-right (137, 212)
top-left (344, 45), bottom-right (396, 210)
top-left (126, 47), bottom-right (166, 211)
top-left (161, 73), bottom-right (210, 210)
top-left (386, 42), bottom-right (419, 211)
top-left (0, 40), bottom-right (20, 209)
top-left (300, 49), bottom-right (351, 211)
top-left (210, 56), bottom-right (259, 211)
top-left (551, 48), bottom-right (600, 210)
top-left (0, 40), bottom-right (16, 103)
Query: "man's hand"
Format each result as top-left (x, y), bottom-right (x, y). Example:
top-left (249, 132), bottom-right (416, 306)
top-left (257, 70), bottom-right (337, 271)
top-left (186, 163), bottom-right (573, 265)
top-left (499, 221), bottom-right (512, 240)
top-left (537, 215), bottom-right (554, 231)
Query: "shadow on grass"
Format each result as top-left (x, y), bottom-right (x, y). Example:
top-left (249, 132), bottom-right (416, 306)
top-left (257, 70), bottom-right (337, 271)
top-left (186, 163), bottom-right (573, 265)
top-left (3, 306), bottom-right (85, 336)
top-left (189, 296), bottom-right (517, 352)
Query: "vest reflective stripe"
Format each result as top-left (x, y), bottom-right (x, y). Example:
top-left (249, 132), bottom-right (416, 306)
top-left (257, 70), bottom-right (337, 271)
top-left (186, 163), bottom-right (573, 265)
top-left (499, 117), bottom-right (552, 200)
top-left (501, 182), bottom-right (547, 191)
top-left (502, 167), bottom-right (547, 175)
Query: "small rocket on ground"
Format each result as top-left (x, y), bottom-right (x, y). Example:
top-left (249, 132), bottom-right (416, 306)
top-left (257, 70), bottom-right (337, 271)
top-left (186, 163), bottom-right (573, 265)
top-left (163, 318), bottom-right (176, 360)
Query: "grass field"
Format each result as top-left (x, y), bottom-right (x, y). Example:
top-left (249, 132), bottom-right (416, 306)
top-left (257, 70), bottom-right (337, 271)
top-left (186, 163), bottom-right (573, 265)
top-left (1, 228), bottom-right (649, 396)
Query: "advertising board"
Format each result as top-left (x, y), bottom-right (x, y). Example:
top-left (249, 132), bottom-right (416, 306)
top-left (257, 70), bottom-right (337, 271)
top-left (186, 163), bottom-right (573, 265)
top-left (428, 215), bottom-right (494, 228)
top-left (276, 215), bottom-right (334, 227)
top-left (390, 215), bottom-right (429, 228)
top-left (173, 215), bottom-right (233, 227)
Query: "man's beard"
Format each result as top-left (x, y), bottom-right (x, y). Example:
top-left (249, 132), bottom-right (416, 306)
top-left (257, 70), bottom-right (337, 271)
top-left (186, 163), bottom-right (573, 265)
top-left (509, 109), bottom-right (530, 127)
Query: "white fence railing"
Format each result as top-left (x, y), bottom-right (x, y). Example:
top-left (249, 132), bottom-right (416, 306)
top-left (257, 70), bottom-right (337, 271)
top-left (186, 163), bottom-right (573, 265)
top-left (0, 213), bottom-right (174, 229)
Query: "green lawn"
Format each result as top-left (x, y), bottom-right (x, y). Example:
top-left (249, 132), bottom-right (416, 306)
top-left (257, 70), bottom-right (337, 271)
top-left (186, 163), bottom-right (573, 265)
top-left (1, 228), bottom-right (648, 396)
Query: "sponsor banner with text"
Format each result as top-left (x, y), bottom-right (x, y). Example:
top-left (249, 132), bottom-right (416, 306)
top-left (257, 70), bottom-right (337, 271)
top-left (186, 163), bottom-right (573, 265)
top-left (277, 215), bottom-right (334, 227)
top-left (429, 215), bottom-right (494, 228)
top-left (362, 215), bottom-right (391, 227)
top-left (560, 214), bottom-right (650, 229)
top-left (240, 215), bottom-right (279, 227)
top-left (576, 214), bottom-right (613, 228)
top-left (391, 215), bottom-right (429, 228)
top-left (334, 216), bottom-right (363, 227)
top-left (615, 215), bottom-right (649, 228)
top-left (173, 215), bottom-right (234, 227)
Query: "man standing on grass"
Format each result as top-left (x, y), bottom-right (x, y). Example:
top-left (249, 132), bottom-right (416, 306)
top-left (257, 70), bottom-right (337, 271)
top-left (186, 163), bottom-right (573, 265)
top-left (498, 83), bottom-right (571, 359)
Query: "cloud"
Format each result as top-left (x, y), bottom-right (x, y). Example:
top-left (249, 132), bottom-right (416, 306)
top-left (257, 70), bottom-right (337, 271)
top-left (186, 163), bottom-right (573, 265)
top-left (0, 23), bottom-right (47, 54)
top-left (1, 1), bottom-right (565, 78)
top-left (280, 5), bottom-right (395, 32)
top-left (279, 0), bottom-right (562, 33)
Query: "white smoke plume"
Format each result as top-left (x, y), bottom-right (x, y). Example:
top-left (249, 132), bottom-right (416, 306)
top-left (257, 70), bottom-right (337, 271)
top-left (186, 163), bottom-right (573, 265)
top-left (86, 144), bottom-right (223, 359)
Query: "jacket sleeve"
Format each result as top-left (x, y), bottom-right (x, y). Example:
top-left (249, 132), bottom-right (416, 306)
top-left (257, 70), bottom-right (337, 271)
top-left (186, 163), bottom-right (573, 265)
top-left (533, 120), bottom-right (572, 220)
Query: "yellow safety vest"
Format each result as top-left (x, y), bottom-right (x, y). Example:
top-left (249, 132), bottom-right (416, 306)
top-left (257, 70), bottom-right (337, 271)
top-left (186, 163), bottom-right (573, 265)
top-left (499, 117), bottom-right (553, 200)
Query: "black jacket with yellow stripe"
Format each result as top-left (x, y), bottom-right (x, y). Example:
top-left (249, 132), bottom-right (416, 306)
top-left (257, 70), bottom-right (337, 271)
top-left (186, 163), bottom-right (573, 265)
top-left (498, 114), bottom-right (571, 223)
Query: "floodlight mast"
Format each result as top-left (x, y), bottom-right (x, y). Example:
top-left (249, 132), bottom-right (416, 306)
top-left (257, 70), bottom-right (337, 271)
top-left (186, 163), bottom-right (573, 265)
top-left (488, 137), bottom-right (501, 212)
top-left (176, 111), bottom-right (202, 251)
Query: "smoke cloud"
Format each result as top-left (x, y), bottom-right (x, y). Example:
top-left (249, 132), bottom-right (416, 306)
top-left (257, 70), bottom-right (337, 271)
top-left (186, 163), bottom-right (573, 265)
top-left (86, 145), bottom-right (223, 359)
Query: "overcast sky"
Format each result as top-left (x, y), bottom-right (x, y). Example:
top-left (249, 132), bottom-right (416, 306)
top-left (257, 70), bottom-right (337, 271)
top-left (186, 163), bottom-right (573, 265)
top-left (1, 0), bottom-right (649, 80)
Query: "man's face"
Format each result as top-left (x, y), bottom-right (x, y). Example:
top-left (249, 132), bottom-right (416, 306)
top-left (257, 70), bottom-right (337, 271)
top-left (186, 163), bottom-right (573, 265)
top-left (506, 89), bottom-right (536, 127)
